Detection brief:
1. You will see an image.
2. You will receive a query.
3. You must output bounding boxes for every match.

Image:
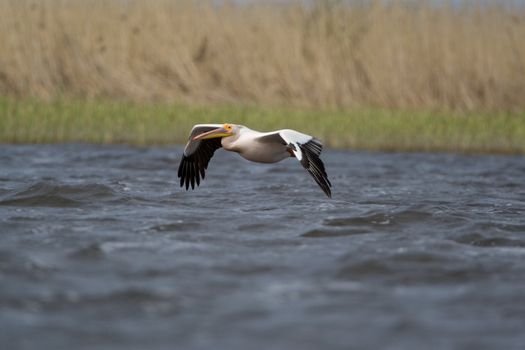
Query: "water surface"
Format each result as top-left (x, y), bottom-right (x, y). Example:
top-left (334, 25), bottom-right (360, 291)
top-left (1, 144), bottom-right (524, 350)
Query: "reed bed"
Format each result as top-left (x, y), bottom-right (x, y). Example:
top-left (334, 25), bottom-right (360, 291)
top-left (0, 0), bottom-right (524, 111)
top-left (2, 97), bottom-right (525, 154)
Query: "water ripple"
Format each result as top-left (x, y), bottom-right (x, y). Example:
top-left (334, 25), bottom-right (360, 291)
top-left (1, 145), bottom-right (525, 350)
top-left (0, 181), bottom-right (123, 208)
top-left (453, 233), bottom-right (525, 248)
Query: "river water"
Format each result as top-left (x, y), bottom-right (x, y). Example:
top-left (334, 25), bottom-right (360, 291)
top-left (1, 144), bottom-right (524, 350)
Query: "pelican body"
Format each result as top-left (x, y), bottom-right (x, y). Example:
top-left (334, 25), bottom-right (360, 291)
top-left (178, 124), bottom-right (332, 197)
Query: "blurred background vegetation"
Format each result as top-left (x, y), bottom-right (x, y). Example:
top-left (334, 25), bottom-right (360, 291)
top-left (1, 0), bottom-right (524, 152)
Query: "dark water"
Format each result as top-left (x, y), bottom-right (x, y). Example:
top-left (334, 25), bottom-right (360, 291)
top-left (1, 144), bottom-right (525, 350)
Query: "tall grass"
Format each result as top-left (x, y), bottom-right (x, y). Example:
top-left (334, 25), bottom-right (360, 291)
top-left (0, 0), bottom-right (524, 111)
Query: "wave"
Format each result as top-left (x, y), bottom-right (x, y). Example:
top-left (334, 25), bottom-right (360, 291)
top-left (323, 209), bottom-right (434, 229)
top-left (453, 233), bottom-right (525, 248)
top-left (0, 181), bottom-right (123, 208)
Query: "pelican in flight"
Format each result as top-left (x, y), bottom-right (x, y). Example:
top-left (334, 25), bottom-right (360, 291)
top-left (178, 124), bottom-right (332, 197)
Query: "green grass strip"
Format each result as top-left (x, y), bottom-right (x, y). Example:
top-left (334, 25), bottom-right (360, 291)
top-left (1, 97), bottom-right (524, 154)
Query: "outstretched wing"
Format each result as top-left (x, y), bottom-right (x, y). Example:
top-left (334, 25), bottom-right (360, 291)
top-left (258, 129), bottom-right (332, 198)
top-left (178, 124), bottom-right (223, 190)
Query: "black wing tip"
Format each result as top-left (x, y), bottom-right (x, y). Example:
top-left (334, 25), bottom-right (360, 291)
top-left (299, 144), bottom-right (332, 198)
top-left (324, 186), bottom-right (332, 198)
top-left (316, 176), bottom-right (332, 198)
top-left (178, 156), bottom-right (202, 191)
top-left (178, 138), bottom-right (222, 192)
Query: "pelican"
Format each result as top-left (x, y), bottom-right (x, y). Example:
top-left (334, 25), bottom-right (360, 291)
top-left (178, 124), bottom-right (332, 197)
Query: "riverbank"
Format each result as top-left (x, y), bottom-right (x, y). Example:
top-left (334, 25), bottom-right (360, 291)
top-left (1, 98), bottom-right (524, 154)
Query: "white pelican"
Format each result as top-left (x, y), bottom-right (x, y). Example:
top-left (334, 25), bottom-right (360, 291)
top-left (178, 124), bottom-right (332, 197)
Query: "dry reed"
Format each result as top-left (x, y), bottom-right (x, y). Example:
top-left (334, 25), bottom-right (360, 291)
top-left (0, 0), bottom-right (524, 111)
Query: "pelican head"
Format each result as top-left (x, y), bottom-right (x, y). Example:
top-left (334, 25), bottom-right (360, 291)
top-left (192, 123), bottom-right (236, 141)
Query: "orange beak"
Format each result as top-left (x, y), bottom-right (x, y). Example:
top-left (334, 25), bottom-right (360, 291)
top-left (192, 127), bottom-right (232, 141)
